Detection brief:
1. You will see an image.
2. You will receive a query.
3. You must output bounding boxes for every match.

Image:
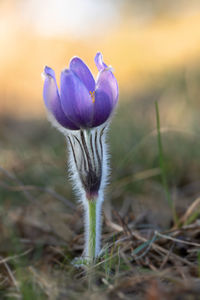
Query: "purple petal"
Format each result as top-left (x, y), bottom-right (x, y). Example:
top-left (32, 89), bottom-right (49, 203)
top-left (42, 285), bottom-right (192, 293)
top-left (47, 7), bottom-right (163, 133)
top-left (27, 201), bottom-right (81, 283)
top-left (43, 66), bottom-right (79, 130)
top-left (94, 52), bottom-right (107, 71)
top-left (60, 69), bottom-right (94, 128)
top-left (97, 68), bottom-right (118, 106)
top-left (92, 90), bottom-right (113, 127)
top-left (92, 68), bottom-right (118, 127)
top-left (69, 57), bottom-right (95, 92)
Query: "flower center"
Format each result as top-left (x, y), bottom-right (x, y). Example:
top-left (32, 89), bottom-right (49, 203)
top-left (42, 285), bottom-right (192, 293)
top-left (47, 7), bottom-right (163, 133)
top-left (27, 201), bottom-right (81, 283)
top-left (89, 91), bottom-right (95, 103)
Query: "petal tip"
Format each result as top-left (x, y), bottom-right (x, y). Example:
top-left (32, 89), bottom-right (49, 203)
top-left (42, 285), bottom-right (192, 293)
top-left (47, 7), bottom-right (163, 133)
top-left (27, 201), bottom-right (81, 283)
top-left (69, 56), bottom-right (81, 66)
top-left (69, 56), bottom-right (95, 92)
top-left (95, 52), bottom-right (102, 60)
top-left (94, 52), bottom-right (107, 71)
top-left (61, 68), bottom-right (72, 79)
top-left (44, 66), bottom-right (55, 78)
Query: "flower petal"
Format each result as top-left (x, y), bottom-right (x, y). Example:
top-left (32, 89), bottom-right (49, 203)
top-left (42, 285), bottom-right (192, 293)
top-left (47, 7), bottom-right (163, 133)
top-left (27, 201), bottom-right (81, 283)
top-left (43, 66), bottom-right (79, 130)
top-left (92, 68), bottom-right (118, 127)
top-left (97, 68), bottom-right (118, 106)
top-left (92, 90), bottom-right (113, 127)
top-left (70, 57), bottom-right (95, 92)
top-left (60, 69), bottom-right (94, 128)
top-left (94, 52), bottom-right (107, 71)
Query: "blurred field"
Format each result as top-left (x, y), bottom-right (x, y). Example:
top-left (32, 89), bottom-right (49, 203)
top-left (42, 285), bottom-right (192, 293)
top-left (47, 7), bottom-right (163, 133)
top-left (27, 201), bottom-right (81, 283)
top-left (0, 1), bottom-right (200, 299)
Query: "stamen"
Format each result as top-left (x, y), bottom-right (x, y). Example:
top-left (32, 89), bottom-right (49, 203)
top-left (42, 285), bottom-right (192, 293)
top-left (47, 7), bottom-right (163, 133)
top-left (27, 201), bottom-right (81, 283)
top-left (89, 91), bottom-right (95, 103)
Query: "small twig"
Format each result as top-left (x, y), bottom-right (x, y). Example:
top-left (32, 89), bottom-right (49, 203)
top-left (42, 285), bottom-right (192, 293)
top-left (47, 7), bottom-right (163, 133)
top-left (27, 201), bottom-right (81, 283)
top-left (0, 248), bottom-right (33, 265)
top-left (160, 243), bottom-right (174, 269)
top-left (180, 197), bottom-right (200, 225)
top-left (155, 231), bottom-right (200, 247)
top-left (3, 261), bottom-right (20, 293)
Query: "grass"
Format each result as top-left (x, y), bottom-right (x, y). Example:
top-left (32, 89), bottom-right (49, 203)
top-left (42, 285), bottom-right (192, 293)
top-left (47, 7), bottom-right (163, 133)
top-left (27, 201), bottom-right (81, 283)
top-left (155, 101), bottom-right (178, 225)
top-left (0, 66), bottom-right (200, 299)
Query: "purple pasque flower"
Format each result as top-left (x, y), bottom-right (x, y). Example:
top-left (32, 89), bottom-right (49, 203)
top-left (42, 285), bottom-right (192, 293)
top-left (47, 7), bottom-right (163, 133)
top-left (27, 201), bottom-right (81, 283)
top-left (43, 52), bottom-right (118, 130)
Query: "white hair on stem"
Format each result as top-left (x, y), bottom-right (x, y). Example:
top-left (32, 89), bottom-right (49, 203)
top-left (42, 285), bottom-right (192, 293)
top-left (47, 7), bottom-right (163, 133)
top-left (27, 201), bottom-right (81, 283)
top-left (46, 108), bottom-right (111, 262)
top-left (67, 124), bottom-right (110, 260)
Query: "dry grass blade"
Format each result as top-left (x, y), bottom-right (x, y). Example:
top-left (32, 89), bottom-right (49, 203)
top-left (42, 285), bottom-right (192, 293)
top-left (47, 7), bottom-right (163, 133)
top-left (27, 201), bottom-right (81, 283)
top-left (180, 197), bottom-right (200, 225)
top-left (155, 230), bottom-right (200, 247)
top-left (1, 259), bottom-right (20, 293)
top-left (0, 248), bottom-right (33, 265)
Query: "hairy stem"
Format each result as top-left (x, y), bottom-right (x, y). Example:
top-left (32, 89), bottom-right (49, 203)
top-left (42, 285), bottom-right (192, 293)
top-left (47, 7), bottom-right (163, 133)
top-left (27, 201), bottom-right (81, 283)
top-left (84, 196), bottom-right (103, 263)
top-left (67, 128), bottom-right (107, 263)
top-left (88, 200), bottom-right (97, 262)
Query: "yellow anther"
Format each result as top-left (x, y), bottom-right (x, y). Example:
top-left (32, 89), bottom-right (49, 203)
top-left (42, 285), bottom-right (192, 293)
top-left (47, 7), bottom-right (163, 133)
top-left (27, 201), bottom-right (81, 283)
top-left (89, 91), bottom-right (95, 103)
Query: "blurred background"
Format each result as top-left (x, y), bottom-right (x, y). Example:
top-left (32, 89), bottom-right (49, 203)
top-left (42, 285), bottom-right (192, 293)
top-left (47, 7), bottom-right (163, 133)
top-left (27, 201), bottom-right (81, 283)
top-left (1, 0), bottom-right (200, 117)
top-left (0, 0), bottom-right (200, 297)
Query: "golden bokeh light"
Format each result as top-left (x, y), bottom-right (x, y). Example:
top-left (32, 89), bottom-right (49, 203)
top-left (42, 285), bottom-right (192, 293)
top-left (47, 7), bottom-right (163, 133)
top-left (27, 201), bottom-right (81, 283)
top-left (0, 0), bottom-right (200, 118)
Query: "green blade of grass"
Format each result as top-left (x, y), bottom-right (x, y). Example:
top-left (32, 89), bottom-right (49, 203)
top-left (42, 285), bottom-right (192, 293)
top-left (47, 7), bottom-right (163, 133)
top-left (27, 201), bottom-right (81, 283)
top-left (132, 234), bottom-right (157, 259)
top-left (155, 101), bottom-right (178, 225)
